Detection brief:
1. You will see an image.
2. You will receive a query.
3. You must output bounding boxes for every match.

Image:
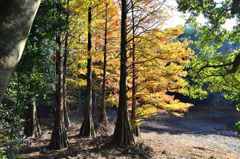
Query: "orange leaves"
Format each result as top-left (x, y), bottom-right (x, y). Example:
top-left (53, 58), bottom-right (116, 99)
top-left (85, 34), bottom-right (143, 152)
top-left (148, 86), bottom-right (163, 93)
top-left (62, 5), bottom-right (70, 12)
top-left (126, 22), bottom-right (194, 120)
top-left (67, 0), bottom-right (194, 122)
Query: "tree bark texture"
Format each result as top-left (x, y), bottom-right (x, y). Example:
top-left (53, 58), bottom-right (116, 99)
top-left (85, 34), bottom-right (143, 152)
top-left (63, 1), bottom-right (71, 128)
top-left (113, 0), bottom-right (134, 145)
top-left (79, 7), bottom-right (95, 137)
top-left (92, 89), bottom-right (97, 116)
top-left (63, 44), bottom-right (70, 129)
top-left (24, 100), bottom-right (41, 137)
top-left (99, 2), bottom-right (108, 124)
top-left (131, 0), bottom-right (140, 137)
top-left (78, 87), bottom-right (82, 112)
top-left (49, 35), bottom-right (70, 149)
top-left (63, 101), bottom-right (70, 128)
top-left (0, 0), bottom-right (41, 105)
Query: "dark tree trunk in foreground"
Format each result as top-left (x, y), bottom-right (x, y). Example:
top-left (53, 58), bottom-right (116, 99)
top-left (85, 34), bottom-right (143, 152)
top-left (112, 0), bottom-right (134, 145)
top-left (0, 0), bottom-right (41, 105)
top-left (49, 35), bottom-right (70, 149)
top-left (131, 0), bottom-right (140, 136)
top-left (24, 99), bottom-right (41, 137)
top-left (79, 6), bottom-right (95, 137)
top-left (99, 2), bottom-right (108, 124)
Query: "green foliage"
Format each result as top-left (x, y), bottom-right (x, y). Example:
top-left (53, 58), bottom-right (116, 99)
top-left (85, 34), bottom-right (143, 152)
top-left (179, 26), bottom-right (240, 107)
top-left (185, 35), bottom-right (240, 102)
top-left (0, 104), bottom-right (28, 159)
top-left (0, 0), bottom-right (69, 155)
top-left (177, 0), bottom-right (240, 132)
top-left (2, 0), bottom-right (69, 109)
top-left (2, 0), bottom-right (67, 107)
top-left (236, 121), bottom-right (240, 135)
top-left (178, 24), bottom-right (201, 54)
top-left (42, 118), bottom-right (54, 123)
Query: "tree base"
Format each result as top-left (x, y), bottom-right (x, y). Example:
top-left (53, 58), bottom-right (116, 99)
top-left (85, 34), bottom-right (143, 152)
top-left (132, 126), bottom-right (140, 137)
top-left (24, 101), bottom-right (41, 137)
top-left (112, 117), bottom-right (134, 145)
top-left (79, 115), bottom-right (95, 137)
top-left (24, 118), bottom-right (41, 138)
top-left (95, 121), bottom-right (114, 136)
top-left (48, 128), bottom-right (70, 150)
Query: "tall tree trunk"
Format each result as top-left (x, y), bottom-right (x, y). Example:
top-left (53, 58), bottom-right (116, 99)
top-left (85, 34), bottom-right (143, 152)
top-left (99, 2), bottom-right (108, 124)
top-left (79, 6), bottom-right (95, 137)
top-left (63, 102), bottom-right (70, 128)
top-left (49, 35), bottom-right (70, 150)
top-left (0, 0), bottom-right (41, 105)
top-left (63, 0), bottom-right (70, 128)
top-left (112, 0), bottom-right (134, 145)
top-left (78, 87), bottom-right (82, 112)
top-left (131, 0), bottom-right (140, 137)
top-left (92, 89), bottom-right (97, 117)
top-left (24, 99), bottom-right (41, 137)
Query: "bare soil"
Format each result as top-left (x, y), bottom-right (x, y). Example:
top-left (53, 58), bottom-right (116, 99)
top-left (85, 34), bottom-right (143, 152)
top-left (21, 107), bottom-right (240, 159)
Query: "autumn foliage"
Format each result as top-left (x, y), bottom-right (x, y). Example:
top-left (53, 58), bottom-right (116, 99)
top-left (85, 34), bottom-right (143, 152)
top-left (67, 0), bottom-right (194, 135)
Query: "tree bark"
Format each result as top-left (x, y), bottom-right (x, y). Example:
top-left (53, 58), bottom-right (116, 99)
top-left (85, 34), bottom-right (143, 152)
top-left (63, 102), bottom-right (70, 128)
top-left (112, 0), bottom-right (134, 145)
top-left (78, 87), bottom-right (82, 112)
top-left (92, 89), bottom-right (97, 117)
top-left (79, 6), bottom-right (95, 137)
top-left (99, 2), bottom-right (109, 124)
top-left (63, 0), bottom-right (71, 128)
top-left (0, 0), bottom-right (41, 105)
top-left (131, 0), bottom-right (140, 137)
top-left (49, 35), bottom-right (70, 150)
top-left (24, 99), bottom-right (41, 137)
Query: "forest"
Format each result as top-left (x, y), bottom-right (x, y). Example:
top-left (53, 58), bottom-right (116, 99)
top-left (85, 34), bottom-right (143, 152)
top-left (1, 0), bottom-right (240, 158)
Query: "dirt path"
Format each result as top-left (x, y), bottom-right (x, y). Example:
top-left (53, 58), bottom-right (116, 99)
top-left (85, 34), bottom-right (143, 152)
top-left (140, 111), bottom-right (240, 159)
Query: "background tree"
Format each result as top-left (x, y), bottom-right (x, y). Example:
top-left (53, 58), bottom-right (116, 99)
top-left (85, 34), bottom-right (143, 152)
top-left (79, 5), bottom-right (95, 137)
top-left (130, 0), bottom-right (138, 136)
top-left (127, 0), bottom-right (168, 136)
top-left (71, 0), bottom-right (99, 137)
top-left (63, 0), bottom-right (71, 128)
top-left (65, 0), bottom-right (89, 114)
top-left (67, 0), bottom-right (120, 127)
top-left (99, 1), bottom-right (109, 124)
top-left (112, 0), bottom-right (134, 145)
top-left (20, 0), bottom-right (64, 137)
top-left (109, 0), bottom-right (193, 139)
top-left (47, 0), bottom-right (71, 149)
top-left (92, 0), bottom-right (121, 124)
top-left (177, 0), bottom-right (240, 133)
top-left (132, 28), bottom-right (193, 118)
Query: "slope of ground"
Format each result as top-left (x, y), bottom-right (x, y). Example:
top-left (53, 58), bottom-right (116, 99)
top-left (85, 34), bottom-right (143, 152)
top-left (20, 106), bottom-right (240, 159)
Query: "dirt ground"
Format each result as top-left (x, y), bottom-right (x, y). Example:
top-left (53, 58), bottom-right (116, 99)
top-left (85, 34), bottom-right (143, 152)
top-left (140, 127), bottom-right (240, 159)
top-left (21, 107), bottom-right (240, 159)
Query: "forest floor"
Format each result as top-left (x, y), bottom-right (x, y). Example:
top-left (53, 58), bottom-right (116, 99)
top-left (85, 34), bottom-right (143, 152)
top-left (21, 106), bottom-right (240, 159)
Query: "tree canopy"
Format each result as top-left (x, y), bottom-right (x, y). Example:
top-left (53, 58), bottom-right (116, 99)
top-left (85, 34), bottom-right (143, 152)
top-left (177, 0), bottom-right (240, 133)
top-left (4, 0), bottom-right (240, 158)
